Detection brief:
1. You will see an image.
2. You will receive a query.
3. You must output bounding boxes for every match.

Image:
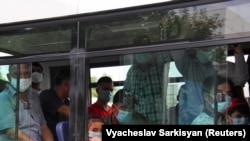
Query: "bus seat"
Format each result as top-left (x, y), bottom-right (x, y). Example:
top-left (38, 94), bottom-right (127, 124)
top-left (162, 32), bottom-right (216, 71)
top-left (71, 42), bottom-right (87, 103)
top-left (56, 121), bottom-right (69, 141)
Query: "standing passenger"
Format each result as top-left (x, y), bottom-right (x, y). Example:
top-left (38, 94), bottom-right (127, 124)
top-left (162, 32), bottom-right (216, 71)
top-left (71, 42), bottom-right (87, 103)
top-left (123, 35), bottom-right (171, 124)
top-left (171, 44), bottom-right (248, 124)
top-left (191, 75), bottom-right (233, 125)
top-left (39, 68), bottom-right (70, 141)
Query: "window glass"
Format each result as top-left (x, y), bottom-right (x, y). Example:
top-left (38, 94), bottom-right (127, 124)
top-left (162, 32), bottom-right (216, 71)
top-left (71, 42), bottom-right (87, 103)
top-left (89, 42), bottom-right (250, 125)
top-left (81, 1), bottom-right (250, 50)
top-left (0, 23), bottom-right (76, 58)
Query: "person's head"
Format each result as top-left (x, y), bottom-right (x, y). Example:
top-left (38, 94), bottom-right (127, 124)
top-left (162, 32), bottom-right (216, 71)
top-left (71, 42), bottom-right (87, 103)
top-left (32, 62), bottom-right (44, 83)
top-left (54, 68), bottom-right (70, 98)
top-left (196, 46), bottom-right (226, 64)
top-left (202, 75), bottom-right (233, 114)
top-left (96, 76), bottom-right (113, 103)
top-left (225, 98), bottom-right (250, 125)
top-left (88, 116), bottom-right (105, 139)
top-left (229, 43), bottom-right (240, 48)
top-left (112, 89), bottom-right (133, 124)
top-left (7, 63), bottom-right (32, 93)
top-left (133, 35), bottom-right (154, 65)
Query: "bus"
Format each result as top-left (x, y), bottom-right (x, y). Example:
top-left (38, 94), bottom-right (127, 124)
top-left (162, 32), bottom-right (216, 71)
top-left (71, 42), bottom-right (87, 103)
top-left (0, 0), bottom-right (250, 141)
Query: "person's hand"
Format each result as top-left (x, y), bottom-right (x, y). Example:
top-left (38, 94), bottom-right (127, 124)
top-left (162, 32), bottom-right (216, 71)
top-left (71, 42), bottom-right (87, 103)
top-left (89, 137), bottom-right (102, 141)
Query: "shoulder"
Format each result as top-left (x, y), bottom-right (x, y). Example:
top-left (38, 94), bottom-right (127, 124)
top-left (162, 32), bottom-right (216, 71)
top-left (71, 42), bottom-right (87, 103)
top-left (191, 112), bottom-right (213, 125)
top-left (40, 89), bottom-right (55, 97)
top-left (1, 83), bottom-right (16, 97)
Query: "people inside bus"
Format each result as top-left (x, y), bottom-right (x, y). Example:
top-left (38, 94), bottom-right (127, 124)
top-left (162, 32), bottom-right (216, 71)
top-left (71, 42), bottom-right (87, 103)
top-left (191, 75), bottom-right (233, 125)
top-left (111, 89), bottom-right (151, 125)
top-left (39, 68), bottom-right (70, 141)
top-left (224, 97), bottom-right (250, 125)
top-left (171, 44), bottom-right (248, 124)
top-left (123, 35), bottom-right (171, 124)
top-left (88, 76), bottom-right (114, 123)
top-left (32, 62), bottom-right (44, 95)
top-left (3, 63), bottom-right (54, 141)
top-left (0, 79), bottom-right (33, 141)
top-left (88, 116), bottom-right (104, 141)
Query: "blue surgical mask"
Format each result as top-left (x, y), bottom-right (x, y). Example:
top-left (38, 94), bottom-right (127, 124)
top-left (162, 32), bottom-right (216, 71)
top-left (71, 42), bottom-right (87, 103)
top-left (89, 131), bottom-right (102, 138)
top-left (196, 50), bottom-right (212, 64)
top-left (210, 95), bottom-right (231, 113)
top-left (217, 101), bottom-right (230, 113)
top-left (135, 53), bottom-right (152, 64)
top-left (232, 117), bottom-right (249, 125)
top-left (100, 90), bottom-right (112, 102)
top-left (116, 110), bottom-right (132, 124)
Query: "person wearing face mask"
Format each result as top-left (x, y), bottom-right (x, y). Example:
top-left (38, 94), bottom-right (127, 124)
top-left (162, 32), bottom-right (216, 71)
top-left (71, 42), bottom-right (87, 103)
top-left (88, 76), bottom-right (114, 123)
top-left (39, 68), bottom-right (70, 141)
top-left (191, 75), bottom-right (234, 125)
top-left (171, 44), bottom-right (248, 125)
top-left (224, 98), bottom-right (250, 125)
top-left (110, 89), bottom-right (151, 125)
top-left (124, 35), bottom-right (171, 124)
top-left (88, 116), bottom-right (105, 141)
top-left (32, 62), bottom-right (44, 95)
top-left (6, 64), bottom-right (54, 141)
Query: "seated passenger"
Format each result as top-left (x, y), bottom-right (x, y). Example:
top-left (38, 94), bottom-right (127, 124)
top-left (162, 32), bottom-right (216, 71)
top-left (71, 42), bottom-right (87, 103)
top-left (224, 98), bottom-right (250, 125)
top-left (88, 76), bottom-right (113, 123)
top-left (2, 64), bottom-right (54, 141)
top-left (39, 68), bottom-right (70, 141)
top-left (111, 89), bottom-right (151, 125)
top-left (191, 75), bottom-right (233, 125)
top-left (88, 116), bottom-right (105, 141)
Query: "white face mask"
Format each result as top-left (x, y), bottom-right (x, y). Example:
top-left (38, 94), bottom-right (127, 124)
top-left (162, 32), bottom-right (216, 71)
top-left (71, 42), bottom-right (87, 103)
top-left (11, 77), bottom-right (31, 92)
top-left (32, 72), bottom-right (43, 83)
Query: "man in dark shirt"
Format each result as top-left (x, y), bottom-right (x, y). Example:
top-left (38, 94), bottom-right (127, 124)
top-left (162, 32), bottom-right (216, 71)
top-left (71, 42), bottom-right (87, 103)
top-left (39, 68), bottom-right (70, 141)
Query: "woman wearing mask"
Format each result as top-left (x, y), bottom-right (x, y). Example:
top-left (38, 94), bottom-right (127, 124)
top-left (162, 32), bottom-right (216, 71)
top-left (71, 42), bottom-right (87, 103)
top-left (224, 98), bottom-right (250, 125)
top-left (191, 75), bottom-right (233, 125)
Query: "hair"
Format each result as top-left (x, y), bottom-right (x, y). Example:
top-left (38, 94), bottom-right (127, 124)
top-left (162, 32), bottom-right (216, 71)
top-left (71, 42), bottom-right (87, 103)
top-left (9, 63), bottom-right (31, 72)
top-left (32, 62), bottom-right (43, 71)
top-left (113, 89), bottom-right (125, 104)
top-left (227, 105), bottom-right (250, 117)
top-left (88, 115), bottom-right (105, 129)
top-left (202, 75), bottom-right (233, 96)
top-left (229, 43), bottom-right (240, 48)
top-left (54, 68), bottom-right (70, 86)
top-left (97, 76), bottom-right (112, 86)
top-left (113, 89), bottom-right (134, 109)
